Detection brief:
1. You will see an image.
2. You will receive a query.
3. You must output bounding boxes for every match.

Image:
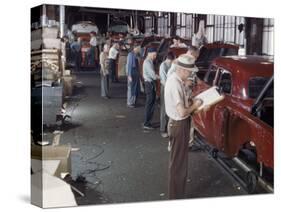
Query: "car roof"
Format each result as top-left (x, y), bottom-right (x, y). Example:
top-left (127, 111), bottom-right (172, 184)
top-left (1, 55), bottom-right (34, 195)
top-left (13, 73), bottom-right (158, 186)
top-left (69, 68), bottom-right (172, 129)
top-left (213, 55), bottom-right (274, 77)
top-left (141, 36), bottom-right (162, 47)
top-left (203, 42), bottom-right (239, 49)
top-left (169, 47), bottom-right (188, 57)
top-left (148, 41), bottom-right (161, 45)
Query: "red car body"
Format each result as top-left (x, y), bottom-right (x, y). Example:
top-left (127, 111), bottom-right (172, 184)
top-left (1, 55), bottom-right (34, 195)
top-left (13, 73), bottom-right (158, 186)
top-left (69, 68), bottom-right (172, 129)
top-left (195, 42), bottom-right (239, 80)
top-left (192, 56), bottom-right (274, 169)
top-left (76, 33), bottom-right (98, 67)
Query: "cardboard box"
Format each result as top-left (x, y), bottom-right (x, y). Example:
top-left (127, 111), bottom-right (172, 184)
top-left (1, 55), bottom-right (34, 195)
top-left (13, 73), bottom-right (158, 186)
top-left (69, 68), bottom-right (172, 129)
top-left (63, 76), bottom-right (73, 97)
top-left (43, 38), bottom-right (61, 49)
top-left (31, 144), bottom-right (72, 177)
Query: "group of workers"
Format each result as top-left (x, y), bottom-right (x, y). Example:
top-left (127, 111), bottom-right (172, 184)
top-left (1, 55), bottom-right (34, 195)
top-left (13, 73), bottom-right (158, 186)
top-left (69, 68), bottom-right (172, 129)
top-left (97, 38), bottom-right (209, 199)
top-left (64, 31), bottom-right (106, 72)
top-left (60, 18), bottom-right (211, 201)
top-left (60, 19), bottom-right (210, 200)
top-left (66, 31), bottom-right (208, 199)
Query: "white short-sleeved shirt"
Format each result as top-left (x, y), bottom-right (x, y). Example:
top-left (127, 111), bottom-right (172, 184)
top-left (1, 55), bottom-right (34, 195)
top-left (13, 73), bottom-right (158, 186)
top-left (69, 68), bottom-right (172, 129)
top-left (142, 58), bottom-right (157, 82)
top-left (108, 47), bottom-right (119, 60)
top-left (90, 36), bottom-right (97, 47)
top-left (167, 63), bottom-right (177, 78)
top-left (165, 72), bottom-right (191, 120)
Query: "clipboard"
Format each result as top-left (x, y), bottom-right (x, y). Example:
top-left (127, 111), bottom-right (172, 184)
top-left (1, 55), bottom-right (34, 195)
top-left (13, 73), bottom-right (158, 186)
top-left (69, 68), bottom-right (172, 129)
top-left (194, 86), bottom-right (224, 111)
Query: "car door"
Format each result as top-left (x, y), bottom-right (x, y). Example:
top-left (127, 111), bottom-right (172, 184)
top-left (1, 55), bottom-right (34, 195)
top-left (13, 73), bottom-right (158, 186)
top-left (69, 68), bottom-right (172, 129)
top-left (212, 68), bottom-right (233, 151)
top-left (193, 65), bottom-right (219, 144)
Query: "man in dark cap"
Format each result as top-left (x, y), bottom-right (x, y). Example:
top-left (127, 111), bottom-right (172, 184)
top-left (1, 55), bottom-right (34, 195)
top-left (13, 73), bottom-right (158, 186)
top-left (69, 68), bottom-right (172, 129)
top-left (142, 47), bottom-right (159, 130)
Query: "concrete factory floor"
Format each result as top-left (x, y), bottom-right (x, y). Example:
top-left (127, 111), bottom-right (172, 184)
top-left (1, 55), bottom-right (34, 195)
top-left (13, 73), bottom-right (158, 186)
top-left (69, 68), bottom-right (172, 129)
top-left (58, 71), bottom-right (247, 205)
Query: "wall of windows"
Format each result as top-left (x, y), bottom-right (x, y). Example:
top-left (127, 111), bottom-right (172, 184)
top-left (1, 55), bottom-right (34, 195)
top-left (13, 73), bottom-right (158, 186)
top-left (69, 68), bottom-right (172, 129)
top-left (157, 12), bottom-right (169, 36)
top-left (205, 15), bottom-right (245, 45)
top-left (144, 16), bottom-right (153, 34)
top-left (175, 13), bottom-right (193, 39)
top-left (144, 12), bottom-right (274, 56)
top-left (262, 18), bottom-right (274, 56)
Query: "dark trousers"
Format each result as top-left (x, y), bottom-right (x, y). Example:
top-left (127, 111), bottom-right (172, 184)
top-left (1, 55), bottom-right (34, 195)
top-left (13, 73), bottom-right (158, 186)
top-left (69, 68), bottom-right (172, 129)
top-left (87, 46), bottom-right (95, 66)
top-left (109, 59), bottom-right (117, 82)
top-left (144, 81), bottom-right (156, 127)
top-left (167, 117), bottom-right (191, 199)
top-left (74, 51), bottom-right (81, 72)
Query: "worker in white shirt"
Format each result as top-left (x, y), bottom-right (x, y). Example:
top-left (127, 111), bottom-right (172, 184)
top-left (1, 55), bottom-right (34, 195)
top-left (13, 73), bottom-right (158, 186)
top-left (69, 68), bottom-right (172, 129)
top-left (108, 43), bottom-right (119, 83)
top-left (165, 54), bottom-right (203, 199)
top-left (159, 51), bottom-right (175, 138)
top-left (170, 38), bottom-right (179, 48)
top-left (87, 31), bottom-right (97, 67)
top-left (192, 20), bottom-right (208, 48)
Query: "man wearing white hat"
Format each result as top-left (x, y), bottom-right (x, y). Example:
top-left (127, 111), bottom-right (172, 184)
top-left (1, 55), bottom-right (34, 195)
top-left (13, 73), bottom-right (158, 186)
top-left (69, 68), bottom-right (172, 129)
top-left (167, 45), bottom-right (199, 78)
top-left (165, 54), bottom-right (203, 199)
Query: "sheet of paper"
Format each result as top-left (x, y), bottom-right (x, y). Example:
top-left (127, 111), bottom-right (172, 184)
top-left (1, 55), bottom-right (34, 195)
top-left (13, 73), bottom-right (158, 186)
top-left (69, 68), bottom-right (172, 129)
top-left (31, 172), bottom-right (77, 208)
top-left (194, 86), bottom-right (224, 111)
top-left (31, 159), bottom-right (61, 176)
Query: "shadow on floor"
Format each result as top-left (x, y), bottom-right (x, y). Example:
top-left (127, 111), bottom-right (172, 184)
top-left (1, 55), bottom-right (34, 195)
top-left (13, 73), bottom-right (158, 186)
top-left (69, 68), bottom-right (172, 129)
top-left (64, 175), bottom-right (111, 205)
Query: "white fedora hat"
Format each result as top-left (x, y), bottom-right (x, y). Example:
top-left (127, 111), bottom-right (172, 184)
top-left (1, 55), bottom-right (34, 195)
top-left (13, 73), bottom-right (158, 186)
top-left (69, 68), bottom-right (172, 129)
top-left (175, 54), bottom-right (199, 72)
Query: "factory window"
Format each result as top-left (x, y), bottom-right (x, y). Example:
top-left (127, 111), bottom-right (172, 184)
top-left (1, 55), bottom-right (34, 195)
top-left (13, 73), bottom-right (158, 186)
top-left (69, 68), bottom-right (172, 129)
top-left (167, 13), bottom-right (171, 36)
top-left (185, 14), bottom-right (193, 39)
top-left (175, 13), bottom-right (193, 39)
top-left (145, 16), bottom-right (153, 34)
top-left (235, 16), bottom-right (245, 46)
top-left (157, 13), bottom-right (169, 36)
top-left (176, 13), bottom-right (181, 37)
top-left (262, 18), bottom-right (274, 56)
top-left (206, 15), bottom-right (245, 46)
top-left (158, 16), bottom-right (163, 36)
top-left (206, 14), bottom-right (214, 43)
top-left (164, 14), bottom-right (169, 36)
top-left (214, 15), bottom-right (224, 41)
top-left (224, 16), bottom-right (235, 43)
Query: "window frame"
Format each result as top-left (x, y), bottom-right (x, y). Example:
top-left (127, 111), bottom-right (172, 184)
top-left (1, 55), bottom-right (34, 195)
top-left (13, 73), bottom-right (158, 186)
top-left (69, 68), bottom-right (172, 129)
top-left (216, 68), bottom-right (233, 95)
top-left (204, 65), bottom-right (219, 86)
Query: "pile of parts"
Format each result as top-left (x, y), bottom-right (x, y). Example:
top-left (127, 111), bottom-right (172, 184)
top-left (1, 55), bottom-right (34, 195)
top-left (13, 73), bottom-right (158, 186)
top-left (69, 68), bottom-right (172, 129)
top-left (31, 26), bottom-right (74, 126)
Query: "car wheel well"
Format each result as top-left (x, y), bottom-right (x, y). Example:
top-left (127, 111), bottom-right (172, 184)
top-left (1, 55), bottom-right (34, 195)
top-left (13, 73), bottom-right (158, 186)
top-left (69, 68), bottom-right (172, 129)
top-left (238, 141), bottom-right (258, 164)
